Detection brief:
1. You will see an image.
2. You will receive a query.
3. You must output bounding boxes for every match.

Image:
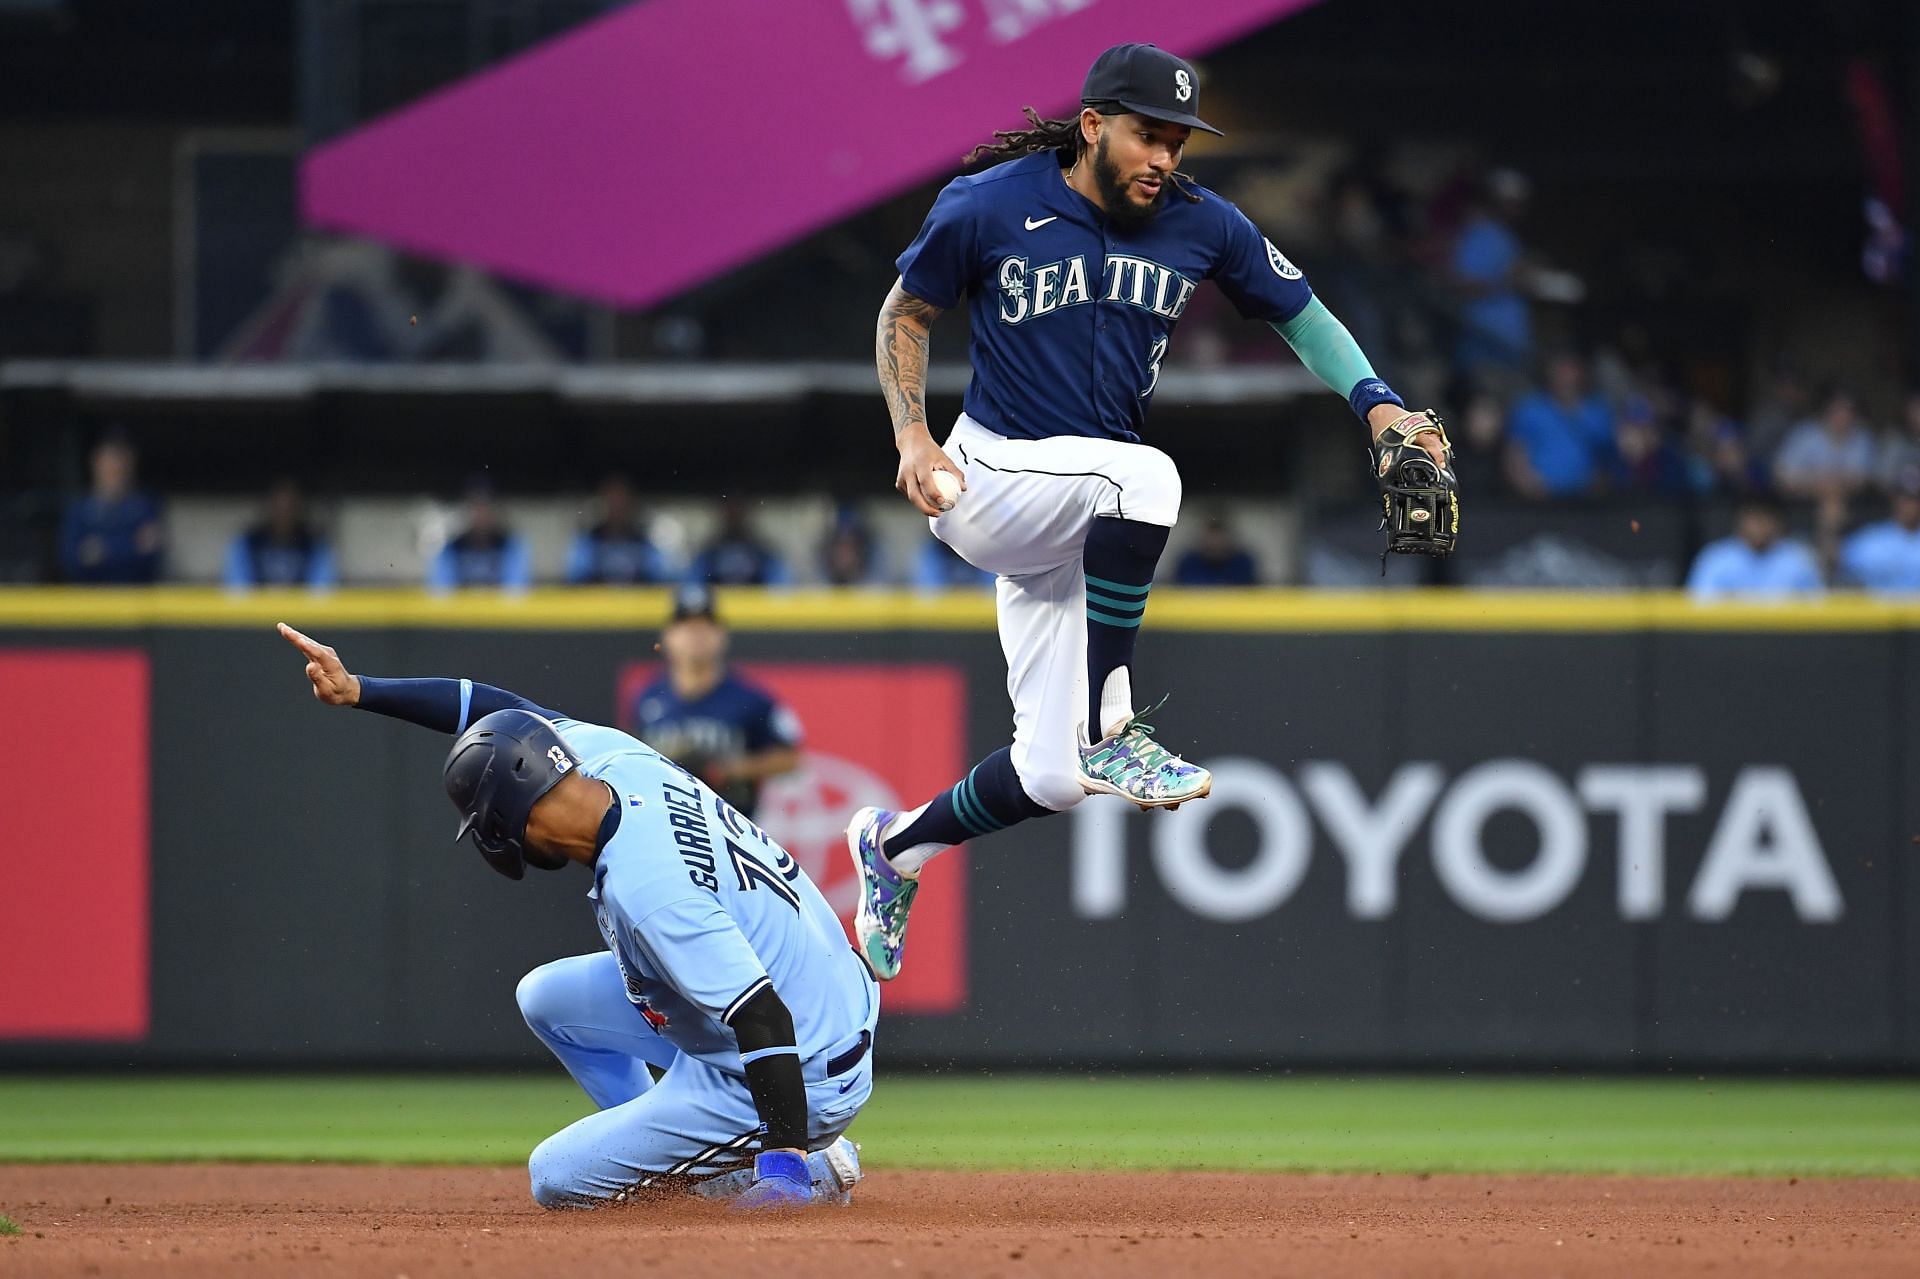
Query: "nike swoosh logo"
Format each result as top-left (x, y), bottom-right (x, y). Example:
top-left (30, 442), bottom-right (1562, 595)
top-left (1024, 216), bottom-right (1058, 231)
top-left (838, 1078), bottom-right (857, 1094)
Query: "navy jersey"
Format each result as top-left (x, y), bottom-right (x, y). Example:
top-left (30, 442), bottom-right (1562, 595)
top-left (628, 671), bottom-right (802, 815)
top-left (896, 151), bottom-right (1315, 443)
top-left (551, 716), bottom-right (877, 1081)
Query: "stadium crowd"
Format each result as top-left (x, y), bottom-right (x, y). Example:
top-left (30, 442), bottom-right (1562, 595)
top-left (24, 159), bottom-right (1920, 597)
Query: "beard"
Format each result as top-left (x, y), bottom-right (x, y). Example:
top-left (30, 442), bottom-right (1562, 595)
top-left (1091, 133), bottom-right (1167, 232)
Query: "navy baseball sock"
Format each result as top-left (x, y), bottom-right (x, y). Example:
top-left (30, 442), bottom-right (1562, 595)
top-left (1082, 516), bottom-right (1170, 741)
top-left (882, 747), bottom-right (1052, 873)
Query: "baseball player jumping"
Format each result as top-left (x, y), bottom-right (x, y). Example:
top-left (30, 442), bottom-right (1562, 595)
top-left (851, 43), bottom-right (1457, 981)
top-left (279, 623), bottom-right (873, 1211)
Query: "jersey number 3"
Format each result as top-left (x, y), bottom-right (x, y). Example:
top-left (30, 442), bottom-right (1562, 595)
top-left (1143, 336), bottom-right (1168, 398)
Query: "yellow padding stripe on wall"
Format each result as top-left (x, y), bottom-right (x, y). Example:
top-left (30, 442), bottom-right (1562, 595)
top-left (0, 587), bottom-right (1916, 632)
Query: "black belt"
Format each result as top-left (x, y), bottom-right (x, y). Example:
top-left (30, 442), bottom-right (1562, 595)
top-left (826, 1028), bottom-right (871, 1078)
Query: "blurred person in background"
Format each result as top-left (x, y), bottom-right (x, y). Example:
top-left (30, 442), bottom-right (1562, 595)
top-left (427, 477), bottom-right (532, 593)
top-left (1685, 396), bottom-right (1768, 496)
top-left (1686, 493), bottom-right (1823, 600)
top-left (1174, 513), bottom-right (1259, 586)
top-left (224, 478), bottom-right (336, 590)
top-left (1504, 350), bottom-right (1621, 499)
top-left (689, 496), bottom-right (790, 587)
top-left (626, 585), bottom-right (802, 819)
top-left (60, 429), bottom-right (163, 584)
top-left (1448, 390), bottom-right (1513, 496)
top-left (819, 504), bottom-right (887, 587)
top-left (1773, 386), bottom-right (1876, 503)
top-left (565, 474), bottom-right (667, 585)
top-left (1877, 389), bottom-right (1920, 482)
top-left (1774, 386), bottom-right (1876, 564)
top-left (1615, 395), bottom-right (1692, 497)
top-left (1449, 168), bottom-right (1534, 388)
top-left (1745, 361), bottom-right (1814, 460)
top-left (1838, 468), bottom-right (1920, 595)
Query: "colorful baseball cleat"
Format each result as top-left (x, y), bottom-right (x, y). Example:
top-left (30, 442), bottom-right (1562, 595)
top-left (847, 806), bottom-right (917, 981)
top-left (1075, 700), bottom-right (1212, 811)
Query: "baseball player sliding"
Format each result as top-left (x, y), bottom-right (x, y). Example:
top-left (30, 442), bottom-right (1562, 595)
top-left (851, 43), bottom-right (1458, 981)
top-left (279, 624), bottom-right (872, 1211)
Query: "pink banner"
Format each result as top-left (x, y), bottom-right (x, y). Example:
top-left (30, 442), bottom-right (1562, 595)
top-left (300, 0), bottom-right (1320, 308)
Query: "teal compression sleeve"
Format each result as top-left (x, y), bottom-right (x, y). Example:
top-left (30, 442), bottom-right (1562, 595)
top-left (1270, 297), bottom-right (1403, 421)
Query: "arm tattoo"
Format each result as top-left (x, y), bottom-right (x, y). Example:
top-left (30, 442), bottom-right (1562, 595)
top-left (876, 281), bottom-right (943, 438)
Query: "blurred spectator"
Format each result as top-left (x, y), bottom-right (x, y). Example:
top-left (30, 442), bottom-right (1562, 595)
top-left (913, 535), bottom-right (995, 590)
top-left (1774, 386), bottom-right (1877, 564)
top-left (1448, 391), bottom-right (1511, 496)
top-left (1504, 352), bottom-right (1621, 498)
top-left (820, 504), bottom-right (887, 587)
top-left (427, 479), bottom-right (532, 592)
top-left (1685, 397), bottom-right (1768, 496)
top-left (1838, 469), bottom-right (1920, 595)
top-left (1449, 168), bottom-right (1534, 386)
top-left (1878, 389), bottom-right (1920, 483)
top-left (1175, 514), bottom-right (1259, 586)
top-left (1773, 387), bottom-right (1876, 503)
top-left (224, 479), bottom-right (337, 590)
top-left (566, 475), bottom-right (667, 585)
top-left (626, 584), bottom-right (802, 818)
top-left (1745, 362), bottom-right (1813, 459)
top-left (1615, 395), bottom-right (1692, 497)
top-left (689, 497), bottom-right (790, 587)
top-left (1686, 494), bottom-right (1823, 600)
top-left (60, 431), bottom-right (163, 584)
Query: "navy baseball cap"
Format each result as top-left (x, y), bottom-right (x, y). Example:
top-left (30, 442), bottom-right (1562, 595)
top-left (1082, 43), bottom-right (1222, 136)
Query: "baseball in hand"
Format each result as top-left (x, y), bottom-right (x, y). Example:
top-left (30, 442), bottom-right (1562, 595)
top-left (929, 469), bottom-right (962, 512)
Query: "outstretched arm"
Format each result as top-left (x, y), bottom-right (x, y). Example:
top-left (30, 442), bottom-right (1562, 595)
top-left (877, 278), bottom-right (965, 517)
top-left (277, 623), bottom-right (560, 732)
top-left (1270, 298), bottom-right (1448, 470)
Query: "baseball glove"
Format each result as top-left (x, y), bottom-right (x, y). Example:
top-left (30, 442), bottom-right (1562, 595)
top-left (1371, 409), bottom-right (1459, 567)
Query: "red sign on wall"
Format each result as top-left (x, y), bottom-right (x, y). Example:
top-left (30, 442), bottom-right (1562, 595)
top-left (618, 662), bottom-right (967, 1013)
top-left (0, 651), bottom-right (150, 1040)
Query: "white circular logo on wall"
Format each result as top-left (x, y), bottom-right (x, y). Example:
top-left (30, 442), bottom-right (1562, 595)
top-left (1266, 239), bottom-right (1303, 279)
top-left (758, 755), bottom-right (902, 915)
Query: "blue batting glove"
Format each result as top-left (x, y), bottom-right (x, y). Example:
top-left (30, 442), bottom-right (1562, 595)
top-left (730, 1150), bottom-right (814, 1212)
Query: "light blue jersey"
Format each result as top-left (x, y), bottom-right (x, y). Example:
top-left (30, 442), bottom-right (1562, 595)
top-left (550, 717), bottom-right (878, 1080)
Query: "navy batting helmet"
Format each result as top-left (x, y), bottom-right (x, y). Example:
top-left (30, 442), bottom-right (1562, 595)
top-left (442, 709), bottom-right (582, 880)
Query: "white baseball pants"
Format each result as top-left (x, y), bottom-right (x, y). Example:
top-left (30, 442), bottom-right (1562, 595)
top-left (930, 414), bottom-right (1183, 811)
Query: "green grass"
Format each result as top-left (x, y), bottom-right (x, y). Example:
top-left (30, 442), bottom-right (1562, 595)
top-left (0, 1214), bottom-right (20, 1236)
top-left (0, 1074), bottom-right (1916, 1177)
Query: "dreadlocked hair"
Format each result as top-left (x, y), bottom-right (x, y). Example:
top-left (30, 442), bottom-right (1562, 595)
top-left (964, 106), bottom-right (1202, 204)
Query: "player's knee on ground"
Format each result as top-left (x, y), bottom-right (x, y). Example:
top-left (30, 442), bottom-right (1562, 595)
top-left (527, 1135), bottom-right (570, 1208)
top-left (527, 1134), bottom-right (602, 1210)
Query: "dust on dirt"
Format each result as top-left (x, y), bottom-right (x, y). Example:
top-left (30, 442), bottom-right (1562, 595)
top-left (1, 1163), bottom-right (1915, 1277)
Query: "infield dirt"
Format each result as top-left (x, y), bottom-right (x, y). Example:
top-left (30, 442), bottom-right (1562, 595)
top-left (2, 1164), bottom-right (1915, 1277)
